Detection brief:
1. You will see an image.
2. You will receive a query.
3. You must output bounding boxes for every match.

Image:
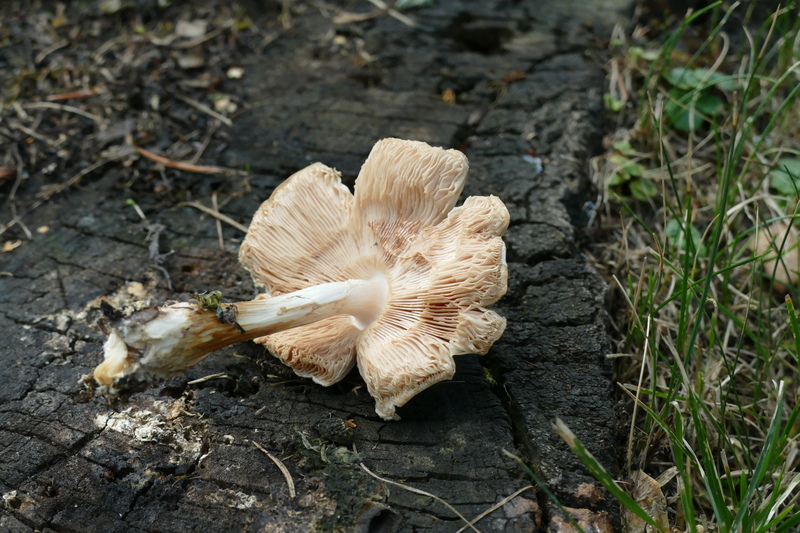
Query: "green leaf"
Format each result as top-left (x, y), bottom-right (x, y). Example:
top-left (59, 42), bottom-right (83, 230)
top-left (666, 89), bottom-right (708, 132)
top-left (603, 92), bottom-right (624, 112)
top-left (705, 70), bottom-right (737, 91)
top-left (665, 67), bottom-right (735, 91)
top-left (629, 46), bottom-right (659, 61)
top-left (608, 172), bottom-right (629, 186)
top-left (626, 161), bottom-right (645, 178)
top-left (665, 67), bottom-right (698, 90)
top-left (630, 178), bottom-right (659, 201)
top-left (666, 219), bottom-right (707, 256)
top-left (608, 154), bottom-right (634, 184)
top-left (768, 158), bottom-right (800, 196)
top-left (611, 140), bottom-right (635, 154)
top-left (665, 105), bottom-right (695, 132)
top-left (694, 92), bottom-right (723, 115)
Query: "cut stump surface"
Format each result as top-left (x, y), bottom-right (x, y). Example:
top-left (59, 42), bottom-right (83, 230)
top-left (0, 1), bottom-right (632, 531)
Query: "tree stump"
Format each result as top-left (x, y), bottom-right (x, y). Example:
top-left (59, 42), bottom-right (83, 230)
top-left (0, 1), bottom-right (632, 530)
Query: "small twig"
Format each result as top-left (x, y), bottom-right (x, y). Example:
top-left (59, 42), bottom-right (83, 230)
top-left (34, 39), bottom-right (69, 64)
top-left (9, 122), bottom-right (57, 147)
top-left (332, 8), bottom-right (384, 24)
top-left (12, 208), bottom-right (32, 240)
top-left (364, 0), bottom-right (417, 27)
top-left (455, 485), bottom-right (535, 533)
top-left (253, 441), bottom-right (296, 498)
top-left (172, 93), bottom-right (233, 127)
top-left (46, 88), bottom-right (102, 101)
top-left (190, 120), bottom-right (219, 164)
top-left (93, 35), bottom-right (146, 62)
top-left (187, 373), bottom-right (231, 385)
top-left (135, 146), bottom-right (229, 174)
top-left (11, 101), bottom-right (30, 120)
top-left (212, 192), bottom-right (225, 250)
top-left (21, 101), bottom-right (104, 123)
top-left (359, 463), bottom-right (480, 533)
top-left (8, 144), bottom-right (25, 203)
top-left (177, 201), bottom-right (248, 233)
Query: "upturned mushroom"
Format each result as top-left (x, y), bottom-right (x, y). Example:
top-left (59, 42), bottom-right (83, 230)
top-left (92, 138), bottom-right (509, 420)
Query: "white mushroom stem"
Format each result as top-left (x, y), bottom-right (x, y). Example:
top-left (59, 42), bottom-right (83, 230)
top-left (93, 274), bottom-right (389, 390)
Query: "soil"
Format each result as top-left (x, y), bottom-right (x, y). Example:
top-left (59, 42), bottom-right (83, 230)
top-left (1, 1), bottom-right (632, 531)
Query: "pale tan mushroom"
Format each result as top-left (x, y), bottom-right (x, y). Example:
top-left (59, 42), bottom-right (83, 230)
top-left (92, 138), bottom-right (509, 420)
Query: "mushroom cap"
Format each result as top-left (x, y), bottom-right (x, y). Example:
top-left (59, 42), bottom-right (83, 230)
top-left (239, 138), bottom-right (509, 419)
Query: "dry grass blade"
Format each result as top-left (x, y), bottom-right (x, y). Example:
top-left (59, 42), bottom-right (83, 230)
top-left (186, 372), bottom-right (230, 385)
top-left (588, 4), bottom-right (800, 527)
top-left (176, 201), bottom-right (248, 233)
top-left (172, 93), bottom-right (233, 127)
top-left (626, 314), bottom-right (652, 474)
top-left (21, 101), bottom-right (104, 123)
top-left (455, 485), bottom-right (535, 533)
top-left (364, 0), bottom-right (417, 27)
top-left (359, 463), bottom-right (481, 533)
top-left (253, 441), bottom-right (296, 499)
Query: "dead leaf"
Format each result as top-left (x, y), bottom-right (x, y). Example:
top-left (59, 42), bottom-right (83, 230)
top-left (175, 20), bottom-right (208, 39)
top-left (550, 507), bottom-right (614, 533)
top-left (573, 482), bottom-right (604, 505)
top-left (751, 221), bottom-right (800, 292)
top-left (622, 469), bottom-right (670, 533)
top-left (176, 49), bottom-right (206, 69)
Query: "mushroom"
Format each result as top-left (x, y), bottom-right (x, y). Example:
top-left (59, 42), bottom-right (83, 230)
top-left (92, 138), bottom-right (509, 420)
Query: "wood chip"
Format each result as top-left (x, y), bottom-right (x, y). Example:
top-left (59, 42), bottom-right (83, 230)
top-left (2, 240), bottom-right (23, 253)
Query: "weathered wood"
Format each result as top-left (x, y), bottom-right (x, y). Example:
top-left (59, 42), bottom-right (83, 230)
top-left (1, 0), bottom-right (632, 530)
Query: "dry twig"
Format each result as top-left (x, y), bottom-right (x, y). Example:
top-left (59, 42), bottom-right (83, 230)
top-left (135, 146), bottom-right (229, 174)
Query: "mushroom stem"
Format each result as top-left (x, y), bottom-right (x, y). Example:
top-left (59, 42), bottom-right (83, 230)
top-left (93, 274), bottom-right (389, 391)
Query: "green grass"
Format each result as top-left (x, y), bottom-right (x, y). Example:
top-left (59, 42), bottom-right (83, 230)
top-left (544, 2), bottom-right (800, 531)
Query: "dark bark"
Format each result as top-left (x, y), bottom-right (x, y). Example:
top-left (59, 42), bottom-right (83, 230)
top-left (1, 1), bottom-right (632, 530)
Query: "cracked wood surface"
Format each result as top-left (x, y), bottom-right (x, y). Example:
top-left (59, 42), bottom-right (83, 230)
top-left (1, 1), bottom-right (631, 531)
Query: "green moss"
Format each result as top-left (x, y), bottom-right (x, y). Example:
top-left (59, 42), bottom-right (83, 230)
top-left (482, 367), bottom-right (498, 386)
top-left (192, 290), bottom-right (223, 311)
